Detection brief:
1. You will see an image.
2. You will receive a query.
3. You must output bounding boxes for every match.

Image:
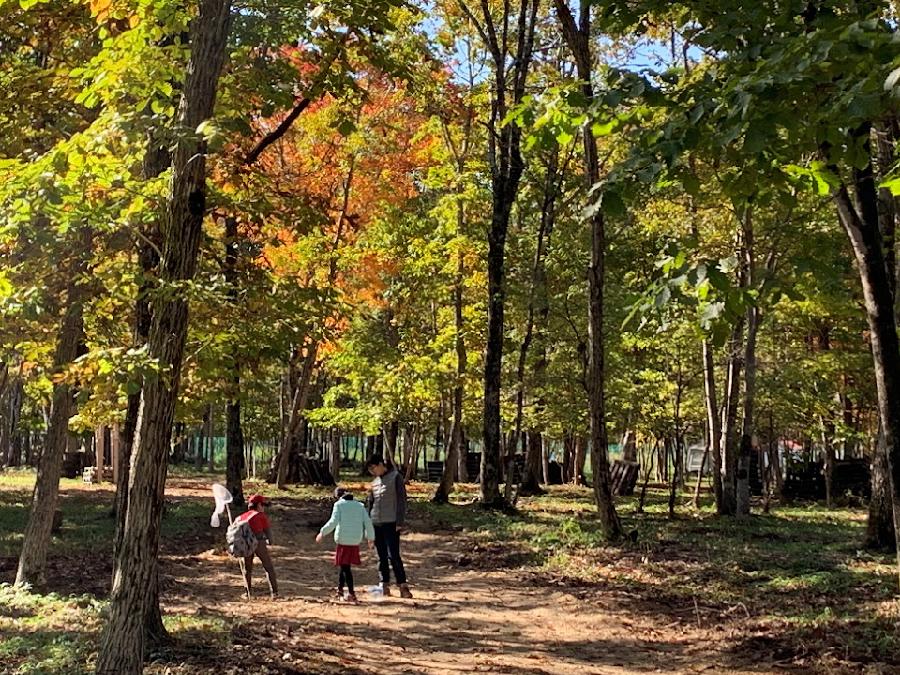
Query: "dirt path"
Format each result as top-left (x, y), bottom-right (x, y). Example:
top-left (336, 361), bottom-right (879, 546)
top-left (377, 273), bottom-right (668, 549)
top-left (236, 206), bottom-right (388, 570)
top-left (158, 483), bottom-right (778, 675)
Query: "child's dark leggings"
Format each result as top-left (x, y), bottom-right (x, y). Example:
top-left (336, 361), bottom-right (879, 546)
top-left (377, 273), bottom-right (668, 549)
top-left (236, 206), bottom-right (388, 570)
top-left (338, 564), bottom-right (354, 594)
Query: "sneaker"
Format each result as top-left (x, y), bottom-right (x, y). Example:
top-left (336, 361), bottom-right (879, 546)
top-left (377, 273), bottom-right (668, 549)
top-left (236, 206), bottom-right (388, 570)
top-left (345, 592), bottom-right (359, 604)
top-left (381, 583), bottom-right (391, 597)
top-left (399, 584), bottom-right (413, 599)
top-left (336, 589), bottom-right (345, 601)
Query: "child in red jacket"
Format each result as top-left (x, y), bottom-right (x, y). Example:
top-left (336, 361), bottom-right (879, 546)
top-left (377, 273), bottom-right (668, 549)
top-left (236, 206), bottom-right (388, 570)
top-left (236, 494), bottom-right (278, 598)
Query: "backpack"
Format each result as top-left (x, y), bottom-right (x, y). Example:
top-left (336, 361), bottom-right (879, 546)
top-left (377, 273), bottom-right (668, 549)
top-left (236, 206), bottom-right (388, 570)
top-left (226, 518), bottom-right (258, 558)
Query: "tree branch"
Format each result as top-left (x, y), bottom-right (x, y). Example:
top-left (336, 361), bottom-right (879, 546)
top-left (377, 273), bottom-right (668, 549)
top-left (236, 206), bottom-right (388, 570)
top-left (241, 33), bottom-right (348, 167)
top-left (243, 98), bottom-right (314, 166)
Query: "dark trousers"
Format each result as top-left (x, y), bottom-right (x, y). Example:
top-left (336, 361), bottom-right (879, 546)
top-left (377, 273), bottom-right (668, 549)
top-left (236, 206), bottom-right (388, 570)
top-left (374, 522), bottom-right (407, 585)
top-left (338, 564), bottom-right (355, 594)
top-left (242, 539), bottom-right (277, 596)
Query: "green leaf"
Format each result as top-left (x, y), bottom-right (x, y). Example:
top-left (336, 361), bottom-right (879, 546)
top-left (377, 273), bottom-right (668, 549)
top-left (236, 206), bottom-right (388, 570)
top-left (688, 103), bottom-right (705, 124)
top-left (600, 190), bottom-right (626, 218)
top-left (700, 301), bottom-right (723, 324)
top-left (696, 279), bottom-right (711, 301)
top-left (336, 119), bottom-right (357, 136)
top-left (743, 123), bottom-right (767, 154)
top-left (681, 172), bottom-right (700, 196)
top-left (881, 176), bottom-right (900, 196)
top-left (719, 255), bottom-right (738, 273)
top-left (0, 272), bottom-right (12, 299)
top-left (556, 129), bottom-right (574, 145)
top-left (654, 286), bottom-right (671, 309)
top-left (592, 119), bottom-right (618, 137)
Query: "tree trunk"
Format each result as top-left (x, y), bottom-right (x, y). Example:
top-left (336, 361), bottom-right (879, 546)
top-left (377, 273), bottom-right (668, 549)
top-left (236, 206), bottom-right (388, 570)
top-left (434, 321), bottom-right (464, 498)
top-left (436, 242), bottom-right (469, 499)
top-left (540, 435), bottom-right (550, 485)
top-left (518, 145), bottom-right (559, 497)
top-left (118, 116), bottom-right (169, 534)
top-left (866, 429), bottom-right (896, 549)
top-left (95, 0), bottom-right (232, 668)
top-left (479, 170), bottom-right (512, 502)
top-left (16, 228), bottom-right (91, 587)
top-left (0, 361), bottom-right (8, 464)
top-left (275, 341), bottom-right (318, 487)
top-left (620, 429), bottom-right (637, 463)
top-left (224, 216), bottom-right (245, 506)
top-left (226, 395), bottom-right (244, 503)
top-left (766, 412), bottom-right (784, 499)
top-left (668, 436), bottom-right (682, 519)
top-left (865, 122), bottom-right (899, 550)
top-left (830, 128), bottom-right (900, 586)
top-left (520, 428), bottom-right (544, 496)
top-left (384, 421), bottom-right (399, 469)
top-left (573, 435), bottom-right (587, 485)
top-left (822, 419), bottom-right (836, 508)
top-left (720, 319), bottom-right (744, 516)
top-left (329, 430), bottom-right (341, 482)
top-left (22, 431), bottom-right (32, 467)
top-left (736, 307), bottom-right (760, 517)
top-left (471, 0), bottom-right (539, 509)
top-left (95, 427), bottom-right (107, 482)
top-left (207, 406), bottom-right (215, 471)
top-left (554, 0), bottom-right (622, 539)
top-left (692, 443), bottom-right (710, 509)
top-left (402, 427), bottom-right (415, 481)
top-left (4, 376), bottom-right (24, 467)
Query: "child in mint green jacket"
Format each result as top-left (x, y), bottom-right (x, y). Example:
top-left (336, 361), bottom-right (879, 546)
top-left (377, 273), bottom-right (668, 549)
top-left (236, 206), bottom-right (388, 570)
top-left (316, 487), bottom-right (375, 602)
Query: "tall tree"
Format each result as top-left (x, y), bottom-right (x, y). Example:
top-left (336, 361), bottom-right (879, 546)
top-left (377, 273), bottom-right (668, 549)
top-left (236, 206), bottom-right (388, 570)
top-left (95, 0), bottom-right (233, 668)
top-left (457, 0), bottom-right (540, 507)
top-left (517, 145), bottom-right (563, 497)
top-left (553, 0), bottom-right (622, 538)
top-left (830, 129), bottom-right (900, 584)
top-left (224, 216), bottom-right (245, 505)
top-left (15, 227), bottom-right (91, 586)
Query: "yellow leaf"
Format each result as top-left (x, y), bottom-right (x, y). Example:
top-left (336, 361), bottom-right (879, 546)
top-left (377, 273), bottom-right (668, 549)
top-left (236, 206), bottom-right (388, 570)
top-left (89, 0), bottom-right (111, 15)
top-left (129, 14), bottom-right (140, 28)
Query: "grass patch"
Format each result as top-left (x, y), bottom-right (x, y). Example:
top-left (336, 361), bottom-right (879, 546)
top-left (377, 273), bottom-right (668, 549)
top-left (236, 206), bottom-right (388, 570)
top-left (0, 583), bottom-right (101, 674)
top-left (425, 483), bottom-right (900, 670)
top-left (0, 584), bottom-right (237, 674)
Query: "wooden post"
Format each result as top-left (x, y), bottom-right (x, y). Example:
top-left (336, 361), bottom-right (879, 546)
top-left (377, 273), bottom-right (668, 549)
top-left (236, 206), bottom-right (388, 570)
top-left (95, 427), bottom-right (106, 482)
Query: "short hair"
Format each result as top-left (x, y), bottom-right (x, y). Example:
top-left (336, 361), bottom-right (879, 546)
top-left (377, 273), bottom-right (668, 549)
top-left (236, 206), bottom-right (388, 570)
top-left (334, 487), bottom-right (347, 499)
top-left (366, 453), bottom-right (385, 468)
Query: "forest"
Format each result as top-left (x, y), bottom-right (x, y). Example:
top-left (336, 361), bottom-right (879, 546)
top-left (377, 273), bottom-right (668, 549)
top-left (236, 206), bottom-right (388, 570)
top-left (2, 0), bottom-right (900, 673)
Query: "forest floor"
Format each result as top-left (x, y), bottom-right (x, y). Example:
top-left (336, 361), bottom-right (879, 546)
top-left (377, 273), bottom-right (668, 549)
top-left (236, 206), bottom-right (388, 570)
top-left (1, 471), bottom-right (899, 674)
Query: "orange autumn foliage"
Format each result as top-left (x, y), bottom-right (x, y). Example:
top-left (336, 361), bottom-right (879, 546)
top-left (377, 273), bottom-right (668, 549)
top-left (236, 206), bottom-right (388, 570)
top-left (217, 65), bottom-right (441, 352)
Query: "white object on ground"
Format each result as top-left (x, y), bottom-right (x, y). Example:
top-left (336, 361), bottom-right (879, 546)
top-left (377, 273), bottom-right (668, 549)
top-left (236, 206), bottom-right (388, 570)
top-left (367, 585), bottom-right (384, 601)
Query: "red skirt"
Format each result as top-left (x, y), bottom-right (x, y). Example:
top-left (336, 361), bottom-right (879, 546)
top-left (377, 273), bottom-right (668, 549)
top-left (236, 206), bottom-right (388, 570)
top-left (334, 544), bottom-right (361, 566)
